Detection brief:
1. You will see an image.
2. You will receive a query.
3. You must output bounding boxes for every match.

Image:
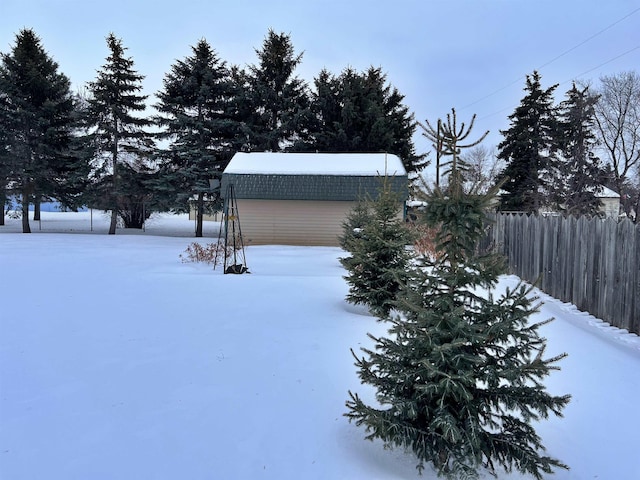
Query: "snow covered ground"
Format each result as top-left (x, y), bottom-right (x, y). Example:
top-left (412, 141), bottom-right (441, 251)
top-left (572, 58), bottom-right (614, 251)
top-left (1, 211), bottom-right (639, 479)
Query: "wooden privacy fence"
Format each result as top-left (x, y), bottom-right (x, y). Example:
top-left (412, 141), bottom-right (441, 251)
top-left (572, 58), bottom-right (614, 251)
top-left (489, 213), bottom-right (640, 335)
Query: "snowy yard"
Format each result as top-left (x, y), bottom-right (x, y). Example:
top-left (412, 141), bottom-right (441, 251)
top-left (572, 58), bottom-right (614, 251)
top-left (1, 212), bottom-right (639, 479)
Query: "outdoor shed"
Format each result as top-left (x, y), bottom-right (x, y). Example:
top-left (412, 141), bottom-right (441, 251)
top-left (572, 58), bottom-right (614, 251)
top-left (220, 152), bottom-right (408, 246)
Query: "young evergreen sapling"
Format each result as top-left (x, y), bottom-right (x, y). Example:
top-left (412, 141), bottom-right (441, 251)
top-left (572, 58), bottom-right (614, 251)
top-left (340, 177), bottom-right (413, 317)
top-left (346, 110), bottom-right (570, 479)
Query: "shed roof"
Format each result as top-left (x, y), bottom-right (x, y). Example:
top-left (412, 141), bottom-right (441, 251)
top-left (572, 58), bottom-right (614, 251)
top-left (596, 186), bottom-right (620, 199)
top-left (224, 152), bottom-right (407, 176)
top-left (222, 152), bottom-right (408, 201)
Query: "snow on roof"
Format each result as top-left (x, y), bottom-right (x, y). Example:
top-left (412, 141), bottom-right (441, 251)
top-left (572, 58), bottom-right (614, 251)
top-left (224, 152), bottom-right (407, 176)
top-left (597, 186), bottom-right (620, 198)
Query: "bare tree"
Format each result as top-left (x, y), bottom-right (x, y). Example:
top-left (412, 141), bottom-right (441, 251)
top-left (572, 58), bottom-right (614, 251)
top-left (418, 108), bottom-right (489, 197)
top-left (594, 71), bottom-right (640, 217)
top-left (461, 144), bottom-right (503, 194)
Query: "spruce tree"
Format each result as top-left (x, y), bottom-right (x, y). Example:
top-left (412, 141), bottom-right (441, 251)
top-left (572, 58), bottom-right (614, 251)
top-left (346, 110), bottom-right (570, 479)
top-left (311, 67), bottom-right (427, 174)
top-left (339, 199), bottom-right (373, 253)
top-left (0, 29), bottom-right (79, 232)
top-left (340, 178), bottom-right (413, 317)
top-left (497, 71), bottom-right (558, 212)
top-left (85, 33), bottom-right (152, 235)
top-left (154, 39), bottom-right (239, 237)
top-left (555, 83), bottom-right (603, 215)
top-left (0, 106), bottom-right (10, 225)
top-left (245, 29), bottom-right (313, 152)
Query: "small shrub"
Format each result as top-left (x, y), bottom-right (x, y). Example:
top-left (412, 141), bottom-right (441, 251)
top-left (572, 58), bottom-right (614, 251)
top-left (179, 242), bottom-right (233, 266)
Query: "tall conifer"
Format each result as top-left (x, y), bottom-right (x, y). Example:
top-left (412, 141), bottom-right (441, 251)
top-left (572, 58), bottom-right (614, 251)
top-left (0, 29), bottom-right (78, 232)
top-left (154, 39), bottom-right (238, 237)
top-left (497, 71), bottom-right (558, 212)
top-left (311, 67), bottom-right (426, 174)
top-left (245, 29), bottom-right (313, 152)
top-left (555, 83), bottom-right (603, 215)
top-left (86, 34), bottom-right (152, 235)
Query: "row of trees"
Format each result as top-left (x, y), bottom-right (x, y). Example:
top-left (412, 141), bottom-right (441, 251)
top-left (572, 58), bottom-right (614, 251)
top-left (496, 70), bottom-right (640, 217)
top-left (2, 28), bottom-right (638, 235)
top-left (0, 28), bottom-right (425, 234)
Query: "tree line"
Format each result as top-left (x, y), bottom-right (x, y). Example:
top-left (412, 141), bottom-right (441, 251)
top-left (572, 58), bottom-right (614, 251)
top-left (495, 70), bottom-right (640, 218)
top-left (0, 28), bottom-right (426, 234)
top-left (2, 28), bottom-right (638, 235)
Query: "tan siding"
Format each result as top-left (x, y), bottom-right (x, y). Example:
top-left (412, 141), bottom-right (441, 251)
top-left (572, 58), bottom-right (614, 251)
top-left (236, 199), bottom-right (355, 246)
top-left (197, 199), bottom-right (404, 246)
top-left (189, 208), bottom-right (220, 222)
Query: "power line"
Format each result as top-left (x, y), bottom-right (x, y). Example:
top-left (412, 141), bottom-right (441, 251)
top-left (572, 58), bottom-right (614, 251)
top-left (461, 6), bottom-right (640, 111)
top-left (478, 44), bottom-right (640, 122)
top-left (536, 7), bottom-right (640, 71)
top-left (559, 45), bottom-right (640, 86)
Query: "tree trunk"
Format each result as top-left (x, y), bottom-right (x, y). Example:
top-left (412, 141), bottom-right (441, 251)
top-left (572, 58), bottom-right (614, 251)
top-left (0, 186), bottom-right (5, 226)
top-left (196, 192), bottom-right (204, 237)
top-left (109, 208), bottom-right (118, 235)
top-left (109, 120), bottom-right (118, 235)
top-left (21, 188), bottom-right (31, 233)
top-left (34, 197), bottom-right (41, 221)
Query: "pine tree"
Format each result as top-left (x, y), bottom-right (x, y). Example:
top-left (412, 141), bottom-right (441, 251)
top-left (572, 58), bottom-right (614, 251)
top-left (0, 103), bottom-right (11, 225)
top-left (244, 29), bottom-right (313, 152)
top-left (346, 110), bottom-right (570, 479)
top-left (497, 71), bottom-right (558, 212)
top-left (340, 177), bottom-right (413, 317)
top-left (555, 83), bottom-right (603, 215)
top-left (311, 67), bottom-right (427, 174)
top-left (154, 39), bottom-right (239, 237)
top-left (0, 29), bottom-right (80, 232)
top-left (85, 33), bottom-right (152, 235)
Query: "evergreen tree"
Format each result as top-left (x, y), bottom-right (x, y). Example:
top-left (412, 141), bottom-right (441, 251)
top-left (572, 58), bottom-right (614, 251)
top-left (244, 29), bottom-right (313, 152)
top-left (347, 110), bottom-right (570, 479)
top-left (338, 199), bottom-right (373, 253)
top-left (154, 39), bottom-right (239, 237)
top-left (114, 153), bottom-right (155, 228)
top-left (227, 65), bottom-right (255, 152)
top-left (0, 103), bottom-right (11, 225)
top-left (340, 178), bottom-right (413, 317)
top-left (555, 83), bottom-right (603, 215)
top-left (85, 33), bottom-right (152, 235)
top-left (311, 67), bottom-right (427, 174)
top-left (497, 71), bottom-right (558, 212)
top-left (0, 29), bottom-right (80, 232)
top-left (338, 199), bottom-right (373, 290)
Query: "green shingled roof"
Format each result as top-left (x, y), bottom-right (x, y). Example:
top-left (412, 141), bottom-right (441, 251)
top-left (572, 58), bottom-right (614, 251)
top-left (221, 173), bottom-right (408, 201)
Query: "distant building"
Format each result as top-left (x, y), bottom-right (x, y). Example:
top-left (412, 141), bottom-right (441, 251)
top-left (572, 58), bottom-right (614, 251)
top-left (596, 186), bottom-right (621, 218)
top-left (496, 185), bottom-right (621, 218)
top-left (218, 152), bottom-right (408, 246)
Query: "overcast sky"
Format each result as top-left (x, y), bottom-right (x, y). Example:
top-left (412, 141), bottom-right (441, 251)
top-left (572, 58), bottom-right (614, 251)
top-left (2, 0), bottom-right (639, 169)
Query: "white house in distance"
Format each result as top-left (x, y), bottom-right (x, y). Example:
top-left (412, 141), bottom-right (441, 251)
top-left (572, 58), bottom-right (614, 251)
top-left (597, 186), bottom-right (621, 218)
top-left (219, 152), bottom-right (408, 246)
